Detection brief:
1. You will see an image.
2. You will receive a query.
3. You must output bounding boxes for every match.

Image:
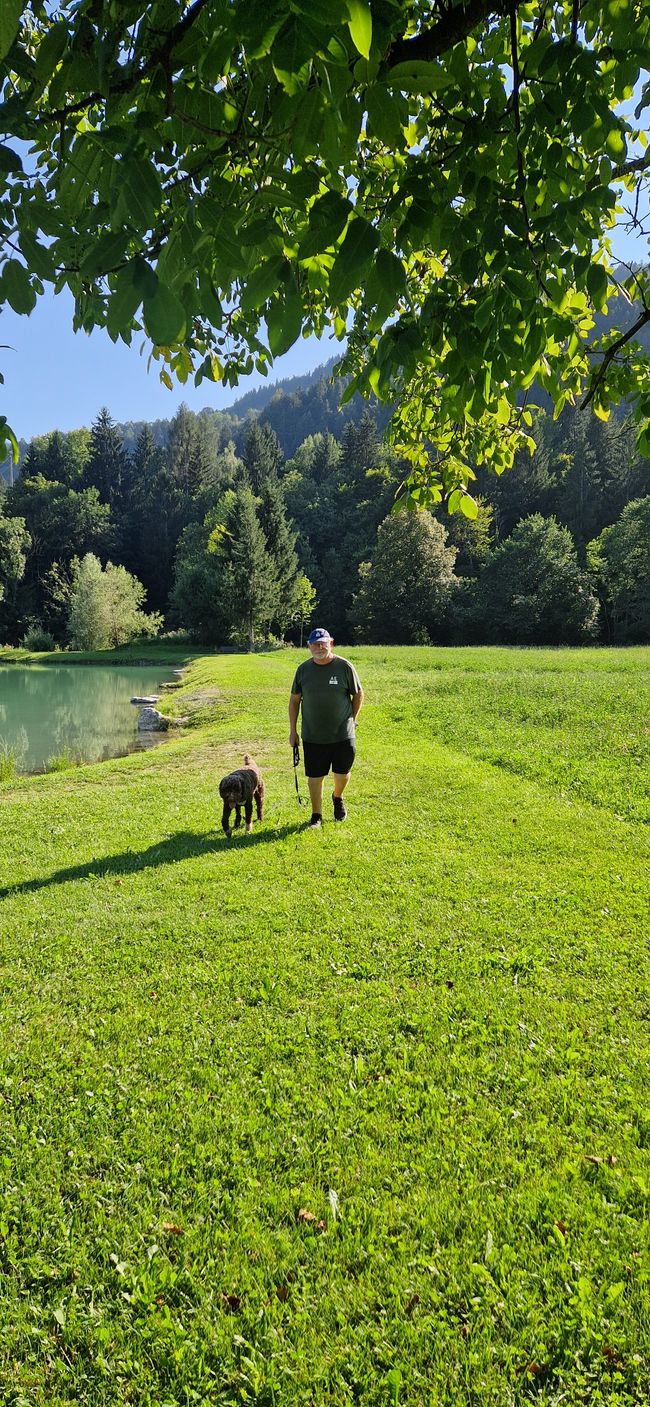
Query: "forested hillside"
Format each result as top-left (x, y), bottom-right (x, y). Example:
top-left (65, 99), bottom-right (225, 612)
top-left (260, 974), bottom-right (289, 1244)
top-left (0, 361), bottom-right (647, 650)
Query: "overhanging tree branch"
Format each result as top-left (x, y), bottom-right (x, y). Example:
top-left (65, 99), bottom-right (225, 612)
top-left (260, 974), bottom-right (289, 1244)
top-left (36, 0), bottom-right (212, 126)
top-left (385, 0), bottom-right (514, 65)
top-left (581, 306), bottom-right (650, 409)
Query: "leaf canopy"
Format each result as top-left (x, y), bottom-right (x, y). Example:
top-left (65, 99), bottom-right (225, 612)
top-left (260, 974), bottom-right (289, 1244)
top-left (1, 0), bottom-right (650, 494)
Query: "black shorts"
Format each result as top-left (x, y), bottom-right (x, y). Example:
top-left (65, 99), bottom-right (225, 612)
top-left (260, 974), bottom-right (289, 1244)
top-left (303, 739), bottom-right (356, 778)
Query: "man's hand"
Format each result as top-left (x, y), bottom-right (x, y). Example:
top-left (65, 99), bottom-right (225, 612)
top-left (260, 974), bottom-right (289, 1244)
top-left (289, 729), bottom-right (299, 748)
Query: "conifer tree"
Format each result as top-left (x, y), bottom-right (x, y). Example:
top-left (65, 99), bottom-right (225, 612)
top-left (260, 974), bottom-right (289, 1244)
top-left (258, 476), bottom-right (300, 635)
top-left (242, 423), bottom-right (284, 494)
top-left (84, 408), bottom-right (129, 508)
top-left (339, 412), bottom-right (380, 489)
top-left (119, 425), bottom-right (183, 612)
top-left (550, 413), bottom-right (602, 555)
top-left (167, 404), bottom-right (215, 497)
top-left (311, 432), bottom-right (341, 485)
top-left (225, 487), bottom-right (278, 649)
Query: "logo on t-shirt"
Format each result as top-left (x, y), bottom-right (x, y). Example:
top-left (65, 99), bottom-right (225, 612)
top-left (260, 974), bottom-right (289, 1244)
top-left (329, 675), bottom-right (338, 684)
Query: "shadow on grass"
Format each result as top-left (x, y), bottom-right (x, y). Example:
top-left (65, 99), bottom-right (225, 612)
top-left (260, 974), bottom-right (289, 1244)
top-left (0, 822), bottom-right (307, 900)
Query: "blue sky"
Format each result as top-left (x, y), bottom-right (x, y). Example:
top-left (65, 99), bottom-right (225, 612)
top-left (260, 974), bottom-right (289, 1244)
top-left (1, 290), bottom-right (336, 442)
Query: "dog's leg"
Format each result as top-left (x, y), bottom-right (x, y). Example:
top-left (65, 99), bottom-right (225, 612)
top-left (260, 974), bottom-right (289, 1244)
top-left (244, 798), bottom-right (253, 834)
top-left (222, 803), bottom-right (231, 837)
top-left (256, 781), bottom-right (264, 821)
top-left (234, 805), bottom-right (242, 830)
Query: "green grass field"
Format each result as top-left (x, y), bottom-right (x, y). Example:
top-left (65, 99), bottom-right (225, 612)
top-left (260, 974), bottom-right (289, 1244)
top-left (0, 646), bottom-right (648, 1406)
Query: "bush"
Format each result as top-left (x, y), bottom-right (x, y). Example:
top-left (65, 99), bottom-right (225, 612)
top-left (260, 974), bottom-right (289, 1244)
top-left (21, 623), bottom-right (57, 652)
top-left (45, 748), bottom-right (78, 772)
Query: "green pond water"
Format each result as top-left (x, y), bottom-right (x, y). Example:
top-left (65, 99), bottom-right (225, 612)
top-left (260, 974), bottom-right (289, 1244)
top-left (0, 664), bottom-right (176, 773)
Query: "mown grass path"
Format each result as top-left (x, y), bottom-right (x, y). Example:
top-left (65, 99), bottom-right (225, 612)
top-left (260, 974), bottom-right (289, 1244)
top-left (0, 647), bottom-right (648, 1406)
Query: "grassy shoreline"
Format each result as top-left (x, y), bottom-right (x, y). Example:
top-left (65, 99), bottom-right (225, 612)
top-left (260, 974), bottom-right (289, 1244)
top-left (0, 646), bottom-right (648, 1405)
top-left (0, 639), bottom-right (196, 668)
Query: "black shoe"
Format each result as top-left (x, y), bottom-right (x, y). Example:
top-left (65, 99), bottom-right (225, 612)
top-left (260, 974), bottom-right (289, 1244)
top-left (332, 795), bottom-right (347, 822)
top-left (308, 813), bottom-right (322, 828)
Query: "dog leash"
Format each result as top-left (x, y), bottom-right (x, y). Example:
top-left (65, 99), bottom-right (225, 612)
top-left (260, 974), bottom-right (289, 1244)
top-left (292, 743), bottom-right (305, 806)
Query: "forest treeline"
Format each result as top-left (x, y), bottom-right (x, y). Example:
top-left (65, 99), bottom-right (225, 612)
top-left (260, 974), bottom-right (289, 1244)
top-left (0, 367), bottom-right (648, 650)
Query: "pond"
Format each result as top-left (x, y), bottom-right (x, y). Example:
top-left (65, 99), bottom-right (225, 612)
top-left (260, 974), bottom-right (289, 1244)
top-left (0, 663), bottom-right (178, 774)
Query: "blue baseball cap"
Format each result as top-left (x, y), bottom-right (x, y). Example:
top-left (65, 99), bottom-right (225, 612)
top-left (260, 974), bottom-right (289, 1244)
top-left (307, 627), bottom-right (332, 644)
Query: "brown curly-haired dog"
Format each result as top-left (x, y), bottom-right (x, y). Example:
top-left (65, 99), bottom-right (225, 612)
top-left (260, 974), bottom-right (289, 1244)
top-left (219, 754), bottom-right (265, 837)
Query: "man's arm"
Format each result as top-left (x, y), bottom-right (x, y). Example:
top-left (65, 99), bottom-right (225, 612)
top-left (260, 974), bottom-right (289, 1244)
top-left (289, 691), bottom-right (301, 747)
top-left (351, 687), bottom-right (364, 724)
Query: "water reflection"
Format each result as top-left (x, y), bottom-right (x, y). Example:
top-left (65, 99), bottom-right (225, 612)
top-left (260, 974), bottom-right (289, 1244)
top-left (0, 664), bottom-right (176, 773)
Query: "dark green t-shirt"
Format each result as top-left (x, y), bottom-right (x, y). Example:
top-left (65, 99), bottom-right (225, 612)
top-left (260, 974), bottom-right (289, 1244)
top-left (291, 655), bottom-right (362, 744)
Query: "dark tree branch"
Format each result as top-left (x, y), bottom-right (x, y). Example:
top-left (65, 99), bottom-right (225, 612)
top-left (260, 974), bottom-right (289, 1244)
top-left (385, 0), bottom-right (513, 66)
top-left (571, 0), bottom-right (580, 44)
top-left (615, 151), bottom-right (650, 178)
top-left (581, 306), bottom-right (650, 409)
top-left (509, 1), bottom-right (529, 235)
top-left (38, 0), bottom-right (211, 125)
top-left (615, 262), bottom-right (650, 312)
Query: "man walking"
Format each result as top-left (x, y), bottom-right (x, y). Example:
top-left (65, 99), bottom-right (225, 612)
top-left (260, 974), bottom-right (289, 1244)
top-left (289, 628), bottom-right (364, 828)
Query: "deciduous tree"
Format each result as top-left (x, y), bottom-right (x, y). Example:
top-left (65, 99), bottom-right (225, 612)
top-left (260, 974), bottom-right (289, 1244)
top-left (587, 496), bottom-right (650, 641)
top-left (470, 513), bottom-right (599, 643)
top-left (350, 509), bottom-right (458, 642)
top-left (0, 513), bottom-right (30, 603)
top-left (67, 553), bottom-right (161, 650)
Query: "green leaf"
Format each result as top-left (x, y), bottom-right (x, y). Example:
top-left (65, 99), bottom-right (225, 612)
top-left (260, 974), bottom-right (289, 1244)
top-left (272, 20), bottom-right (313, 94)
top-left (34, 20), bottom-right (68, 85)
top-left (365, 248), bottom-right (406, 323)
top-left (0, 416), bottom-right (19, 465)
top-left (18, 230), bottom-right (55, 282)
top-left (605, 127), bottom-right (626, 160)
top-left (241, 256), bottom-right (287, 311)
top-left (460, 493), bottom-right (479, 520)
top-left (0, 0), bottom-right (22, 64)
top-left (79, 231), bottom-right (130, 279)
top-left (131, 256), bottom-right (158, 299)
top-left (2, 259), bottom-right (36, 314)
top-left (329, 216), bottom-right (379, 303)
top-left (299, 192), bottom-right (352, 258)
top-left (587, 262), bottom-right (608, 313)
top-left (346, 0), bottom-right (372, 60)
top-left (266, 274), bottom-right (302, 356)
top-left (113, 157), bottom-right (161, 234)
top-left (0, 142), bottom-right (23, 175)
top-left (383, 59), bottom-right (452, 93)
top-left (291, 88), bottom-right (326, 161)
top-left (365, 85), bottom-right (405, 147)
top-left (460, 247), bottom-right (480, 284)
top-left (143, 282), bottom-right (187, 345)
top-left (636, 423), bottom-right (650, 458)
top-left (107, 265), bottom-right (144, 339)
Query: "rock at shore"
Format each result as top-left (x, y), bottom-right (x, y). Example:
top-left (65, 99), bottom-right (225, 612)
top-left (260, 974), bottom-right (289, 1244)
top-left (131, 695), bottom-right (160, 705)
top-left (138, 706), bottom-right (169, 732)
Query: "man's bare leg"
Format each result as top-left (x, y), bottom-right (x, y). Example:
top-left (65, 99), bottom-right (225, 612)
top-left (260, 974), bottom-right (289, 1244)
top-left (332, 771), bottom-right (351, 799)
top-left (308, 777), bottom-right (325, 814)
